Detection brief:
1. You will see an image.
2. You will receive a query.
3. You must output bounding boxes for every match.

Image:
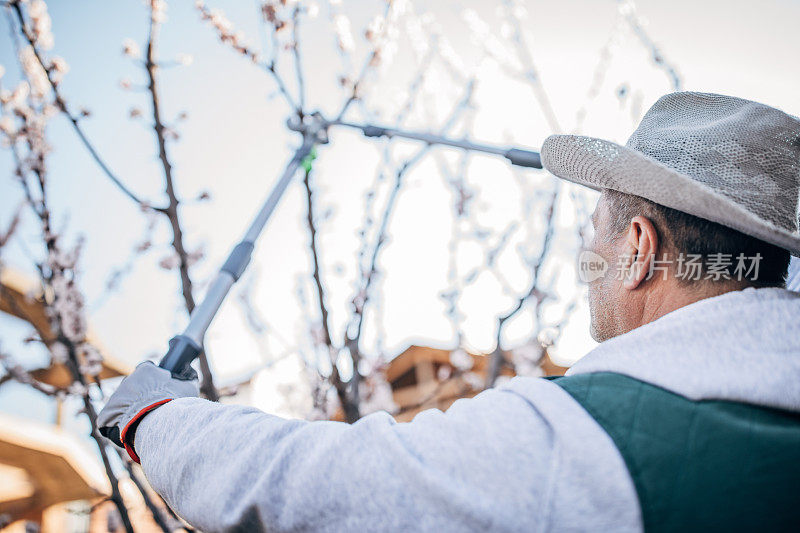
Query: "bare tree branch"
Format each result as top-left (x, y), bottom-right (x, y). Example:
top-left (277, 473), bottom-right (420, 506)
top-left (116, 448), bottom-right (174, 533)
top-left (18, 132), bottom-right (135, 532)
top-left (290, 6), bottom-right (306, 112)
top-left (197, 1), bottom-right (302, 116)
top-left (301, 165), bottom-right (354, 420)
top-left (501, 0), bottom-right (562, 133)
top-left (341, 79), bottom-right (477, 418)
top-left (144, 1), bottom-right (218, 400)
top-left (621, 1), bottom-right (682, 91)
top-left (0, 203), bottom-right (22, 248)
top-left (8, 1), bottom-right (151, 207)
top-left (0, 351), bottom-right (65, 396)
top-left (334, 0), bottom-right (396, 120)
top-left (486, 184), bottom-right (560, 387)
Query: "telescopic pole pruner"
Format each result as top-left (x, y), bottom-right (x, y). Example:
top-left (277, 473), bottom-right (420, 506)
top-left (159, 116), bottom-right (326, 373)
top-left (321, 119), bottom-right (543, 169)
top-left (159, 112), bottom-right (541, 375)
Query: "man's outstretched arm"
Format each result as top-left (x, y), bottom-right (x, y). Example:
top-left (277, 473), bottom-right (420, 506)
top-left (133, 386), bottom-right (561, 532)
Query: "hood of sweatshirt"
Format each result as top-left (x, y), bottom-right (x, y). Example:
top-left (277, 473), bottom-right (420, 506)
top-left (567, 287), bottom-right (800, 411)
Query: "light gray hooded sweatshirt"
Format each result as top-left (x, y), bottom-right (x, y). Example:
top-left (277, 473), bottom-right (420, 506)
top-left (136, 287), bottom-right (800, 532)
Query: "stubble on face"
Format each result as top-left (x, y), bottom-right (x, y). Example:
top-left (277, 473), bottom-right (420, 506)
top-left (586, 194), bottom-right (626, 342)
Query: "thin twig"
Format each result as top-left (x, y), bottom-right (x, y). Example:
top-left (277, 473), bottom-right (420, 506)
top-left (342, 79), bottom-right (477, 418)
top-left (144, 2), bottom-right (218, 400)
top-left (334, 0), bottom-right (395, 121)
top-left (2, 23), bottom-right (135, 521)
top-left (198, 1), bottom-right (301, 115)
top-left (0, 351), bottom-right (66, 396)
top-left (117, 448), bottom-right (173, 533)
top-left (301, 166), bottom-right (353, 420)
top-left (622, 1), bottom-right (681, 91)
top-left (290, 6), bottom-right (306, 112)
top-left (9, 1), bottom-right (151, 207)
top-left (396, 370), bottom-right (472, 417)
top-left (36, 170), bottom-right (135, 533)
top-left (501, 0), bottom-right (562, 133)
top-left (486, 184), bottom-right (561, 387)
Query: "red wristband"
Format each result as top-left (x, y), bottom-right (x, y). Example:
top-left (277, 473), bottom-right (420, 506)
top-left (120, 399), bottom-right (173, 463)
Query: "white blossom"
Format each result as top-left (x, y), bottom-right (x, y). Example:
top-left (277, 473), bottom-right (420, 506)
top-left (462, 371), bottom-right (483, 391)
top-left (403, 12), bottom-right (429, 58)
top-left (209, 8), bottom-right (232, 32)
top-left (358, 359), bottom-right (397, 415)
top-left (537, 328), bottom-right (558, 347)
top-left (176, 53), bottom-right (194, 66)
top-left (78, 343), bottom-right (103, 377)
top-left (19, 47), bottom-right (49, 99)
top-left (509, 0), bottom-right (527, 20)
top-left (28, 0), bottom-right (47, 19)
top-left (122, 38), bottom-right (141, 59)
top-left (198, 4), bottom-right (260, 61)
top-left (48, 271), bottom-right (88, 343)
top-left (0, 116), bottom-right (15, 136)
top-left (50, 341), bottom-right (69, 364)
top-left (359, 373), bottom-right (397, 415)
top-left (305, 369), bottom-right (340, 420)
top-left (365, 15), bottom-right (384, 43)
top-left (617, 0), bottom-right (635, 16)
top-left (449, 348), bottom-right (473, 371)
top-left (494, 375), bottom-right (512, 388)
top-left (67, 381), bottom-right (88, 396)
top-left (9, 81), bottom-right (31, 109)
top-left (28, 0), bottom-right (54, 51)
top-left (309, 322), bottom-right (327, 346)
top-left (186, 246), bottom-right (205, 267)
top-left (158, 253), bottom-right (179, 270)
top-left (512, 343), bottom-right (544, 377)
top-left (151, 0), bottom-right (168, 23)
top-left (49, 56), bottom-right (68, 74)
top-left (333, 14), bottom-right (354, 53)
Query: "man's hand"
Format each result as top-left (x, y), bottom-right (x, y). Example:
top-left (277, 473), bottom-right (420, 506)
top-left (98, 361), bottom-right (199, 462)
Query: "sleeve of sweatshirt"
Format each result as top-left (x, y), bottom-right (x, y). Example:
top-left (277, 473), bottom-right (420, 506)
top-left (134, 381), bottom-right (560, 533)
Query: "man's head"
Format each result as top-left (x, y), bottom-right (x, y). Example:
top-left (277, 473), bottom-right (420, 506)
top-left (539, 93), bottom-right (800, 340)
top-left (585, 189), bottom-right (791, 342)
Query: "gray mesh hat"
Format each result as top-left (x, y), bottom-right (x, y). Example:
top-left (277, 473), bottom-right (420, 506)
top-left (541, 92), bottom-right (800, 256)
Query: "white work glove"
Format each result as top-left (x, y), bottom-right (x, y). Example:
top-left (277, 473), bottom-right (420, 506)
top-left (98, 361), bottom-right (198, 462)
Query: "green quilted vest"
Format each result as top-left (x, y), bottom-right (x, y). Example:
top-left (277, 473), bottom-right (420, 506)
top-left (550, 372), bottom-right (800, 532)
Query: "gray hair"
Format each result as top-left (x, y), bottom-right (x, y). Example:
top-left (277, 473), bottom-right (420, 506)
top-left (603, 189), bottom-right (790, 287)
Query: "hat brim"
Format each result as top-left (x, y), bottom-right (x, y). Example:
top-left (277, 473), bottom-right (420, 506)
top-left (541, 134), bottom-right (800, 257)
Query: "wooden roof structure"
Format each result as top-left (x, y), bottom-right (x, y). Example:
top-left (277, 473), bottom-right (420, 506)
top-left (387, 344), bottom-right (567, 422)
top-left (0, 413), bottom-right (109, 523)
top-left (0, 267), bottom-right (131, 387)
top-left (0, 414), bottom-right (175, 532)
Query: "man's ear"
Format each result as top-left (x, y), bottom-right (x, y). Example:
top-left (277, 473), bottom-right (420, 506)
top-left (622, 215), bottom-right (659, 290)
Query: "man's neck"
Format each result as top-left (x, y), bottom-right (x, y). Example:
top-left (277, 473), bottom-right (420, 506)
top-left (637, 281), bottom-right (750, 329)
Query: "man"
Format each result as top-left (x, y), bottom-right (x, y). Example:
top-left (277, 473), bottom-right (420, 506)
top-left (99, 92), bottom-right (800, 532)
